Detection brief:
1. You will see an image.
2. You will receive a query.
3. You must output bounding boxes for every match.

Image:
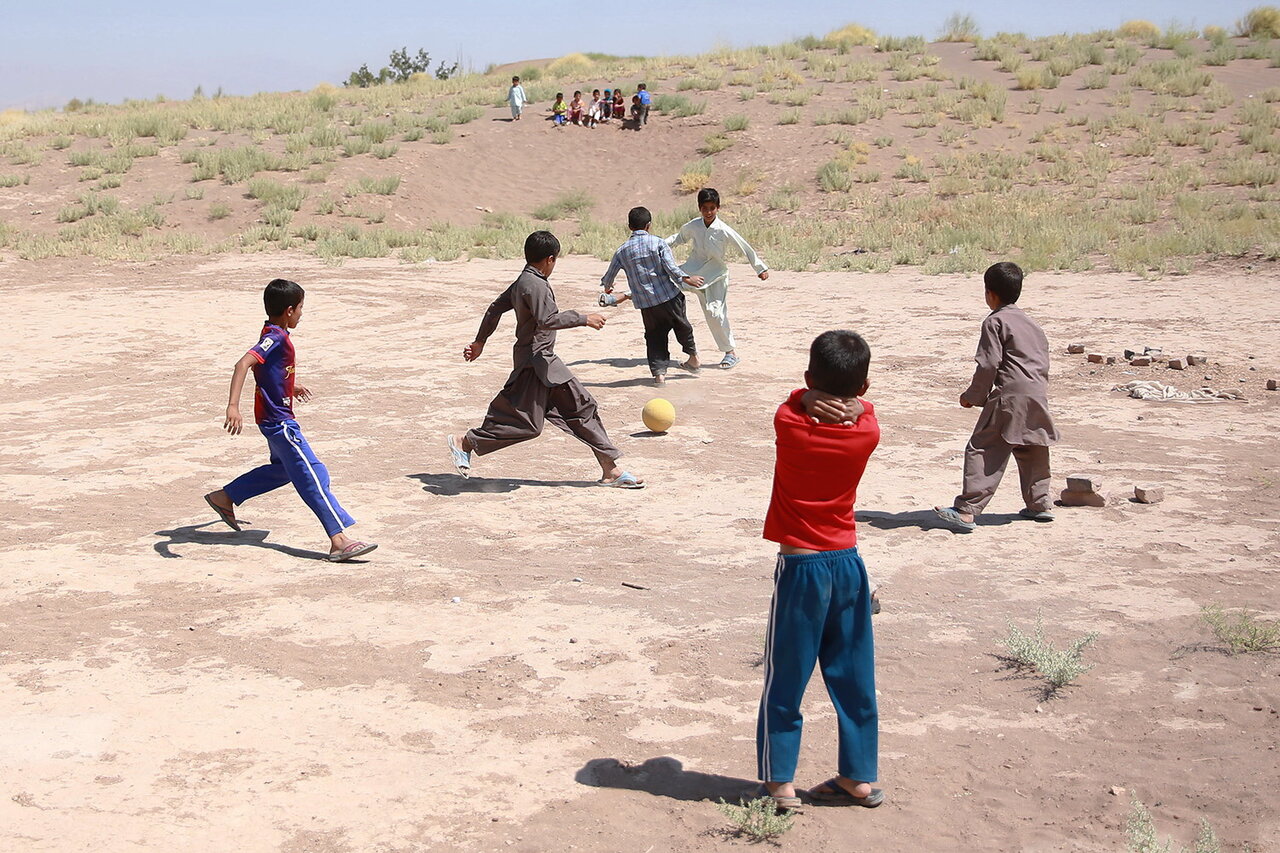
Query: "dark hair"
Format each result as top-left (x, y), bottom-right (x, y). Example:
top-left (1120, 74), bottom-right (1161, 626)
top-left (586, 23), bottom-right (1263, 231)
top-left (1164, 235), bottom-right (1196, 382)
top-left (555, 92), bottom-right (563, 100)
top-left (696, 187), bottom-right (720, 208)
top-left (573, 90), bottom-right (581, 96)
top-left (264, 278), bottom-right (304, 316)
top-left (524, 230), bottom-right (560, 264)
top-left (592, 88), bottom-right (600, 95)
top-left (638, 82), bottom-right (647, 90)
top-left (984, 261), bottom-right (1023, 304)
top-left (808, 330), bottom-right (870, 397)
top-left (627, 206), bottom-right (652, 231)
top-left (512, 76), bottom-right (520, 83)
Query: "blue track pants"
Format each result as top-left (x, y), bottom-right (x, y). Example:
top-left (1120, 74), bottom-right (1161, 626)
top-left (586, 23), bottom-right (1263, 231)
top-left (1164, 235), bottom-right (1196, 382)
top-left (756, 547), bottom-right (877, 783)
top-left (223, 419), bottom-right (355, 538)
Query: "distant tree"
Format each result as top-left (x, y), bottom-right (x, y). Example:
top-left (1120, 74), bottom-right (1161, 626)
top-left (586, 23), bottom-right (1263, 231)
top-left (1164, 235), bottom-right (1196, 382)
top-left (346, 48), bottom-right (459, 87)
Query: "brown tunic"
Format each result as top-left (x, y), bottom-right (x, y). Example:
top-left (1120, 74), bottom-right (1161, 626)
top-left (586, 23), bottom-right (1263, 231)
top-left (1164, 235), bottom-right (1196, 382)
top-left (961, 304), bottom-right (1060, 447)
top-left (466, 266), bottom-right (620, 461)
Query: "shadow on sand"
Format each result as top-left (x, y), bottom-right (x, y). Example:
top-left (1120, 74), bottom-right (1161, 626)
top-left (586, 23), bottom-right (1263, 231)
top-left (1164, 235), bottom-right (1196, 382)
top-left (575, 757), bottom-right (756, 803)
top-left (153, 521), bottom-right (329, 561)
top-left (856, 508), bottom-right (1021, 532)
top-left (408, 472), bottom-right (596, 496)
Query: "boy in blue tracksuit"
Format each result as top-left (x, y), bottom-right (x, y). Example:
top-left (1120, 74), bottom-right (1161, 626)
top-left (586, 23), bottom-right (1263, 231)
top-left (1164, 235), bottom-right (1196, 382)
top-left (203, 278), bottom-right (376, 562)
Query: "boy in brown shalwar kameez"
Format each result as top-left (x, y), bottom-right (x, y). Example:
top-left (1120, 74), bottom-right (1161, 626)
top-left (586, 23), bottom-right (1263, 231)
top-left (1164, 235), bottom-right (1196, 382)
top-left (934, 262), bottom-right (1059, 532)
top-left (447, 231), bottom-right (645, 489)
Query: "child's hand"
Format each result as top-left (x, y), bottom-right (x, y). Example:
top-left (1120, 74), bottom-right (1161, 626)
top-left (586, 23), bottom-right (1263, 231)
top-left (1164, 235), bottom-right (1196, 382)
top-left (802, 390), bottom-right (862, 424)
top-left (758, 271), bottom-right (770, 281)
top-left (294, 384), bottom-right (312, 403)
top-left (464, 341), bottom-right (485, 362)
top-left (585, 313), bottom-right (607, 329)
top-left (224, 406), bottom-right (243, 435)
top-left (684, 275), bottom-right (706, 288)
top-left (959, 394), bottom-right (974, 408)
top-left (616, 292), bottom-right (631, 304)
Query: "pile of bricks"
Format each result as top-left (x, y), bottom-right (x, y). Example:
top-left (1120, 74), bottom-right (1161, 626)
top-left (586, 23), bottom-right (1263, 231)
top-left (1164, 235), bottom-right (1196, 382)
top-left (1067, 345), bottom-right (1210, 371)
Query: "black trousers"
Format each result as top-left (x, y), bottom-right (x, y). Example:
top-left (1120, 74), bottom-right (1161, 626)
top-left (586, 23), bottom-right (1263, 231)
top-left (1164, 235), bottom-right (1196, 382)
top-left (640, 293), bottom-right (697, 376)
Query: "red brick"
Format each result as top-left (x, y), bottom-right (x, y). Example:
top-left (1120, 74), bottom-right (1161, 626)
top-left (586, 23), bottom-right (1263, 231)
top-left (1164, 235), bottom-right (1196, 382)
top-left (1134, 486), bottom-right (1165, 504)
top-left (1060, 489), bottom-right (1106, 507)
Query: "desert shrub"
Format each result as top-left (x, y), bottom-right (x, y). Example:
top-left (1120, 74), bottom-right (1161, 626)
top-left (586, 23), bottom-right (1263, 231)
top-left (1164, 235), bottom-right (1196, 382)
top-left (716, 798), bottom-right (794, 842)
top-left (818, 159), bottom-right (853, 192)
top-left (372, 143), bottom-right (398, 159)
top-left (402, 128), bottom-right (422, 142)
top-left (207, 203), bottom-right (230, 221)
top-left (1204, 25), bottom-right (1229, 43)
top-left (359, 122), bottom-right (392, 143)
top-left (677, 75), bottom-right (723, 92)
top-left (999, 612), bottom-right (1098, 694)
top-left (878, 35), bottom-right (926, 53)
top-left (700, 133), bottom-right (733, 154)
top-left (824, 23), bottom-right (877, 48)
top-left (57, 192), bottom-right (119, 222)
top-left (653, 94), bottom-right (705, 117)
top-left (1126, 797), bottom-right (1221, 853)
top-left (778, 108), bottom-right (801, 125)
top-left (246, 177), bottom-right (306, 210)
top-left (49, 136), bottom-right (73, 150)
top-left (767, 183), bottom-right (802, 211)
top-left (941, 13), bottom-right (980, 42)
top-left (1201, 605), bottom-right (1280, 653)
top-left (1236, 6), bottom-right (1280, 38)
top-left (343, 137), bottom-right (372, 157)
top-left (1083, 68), bottom-right (1111, 89)
top-left (1118, 20), bottom-right (1161, 40)
top-left (547, 52), bottom-right (593, 77)
top-left (0, 174), bottom-right (25, 187)
top-left (723, 114), bottom-right (749, 132)
top-left (354, 175), bottom-right (401, 195)
top-left (531, 189), bottom-right (594, 220)
top-left (678, 157), bottom-right (713, 193)
top-left (1204, 42), bottom-right (1238, 65)
top-left (188, 146), bottom-right (283, 183)
top-left (432, 128), bottom-right (452, 145)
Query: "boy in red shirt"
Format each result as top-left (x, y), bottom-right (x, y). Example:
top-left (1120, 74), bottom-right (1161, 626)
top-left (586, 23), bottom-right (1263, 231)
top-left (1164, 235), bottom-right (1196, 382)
top-left (757, 330), bottom-right (883, 812)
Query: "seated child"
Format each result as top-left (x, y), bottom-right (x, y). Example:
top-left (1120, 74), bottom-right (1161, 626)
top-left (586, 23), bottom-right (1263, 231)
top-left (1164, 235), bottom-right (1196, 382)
top-left (612, 88), bottom-right (625, 119)
top-left (569, 91), bottom-right (584, 125)
top-left (587, 89), bottom-right (603, 127)
top-left (630, 94), bottom-right (643, 125)
top-left (552, 93), bottom-right (568, 127)
top-left (599, 90), bottom-right (612, 122)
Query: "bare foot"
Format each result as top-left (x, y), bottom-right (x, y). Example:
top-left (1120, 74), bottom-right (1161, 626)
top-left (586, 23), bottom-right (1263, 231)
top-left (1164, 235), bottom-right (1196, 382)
top-left (653, 374), bottom-right (666, 386)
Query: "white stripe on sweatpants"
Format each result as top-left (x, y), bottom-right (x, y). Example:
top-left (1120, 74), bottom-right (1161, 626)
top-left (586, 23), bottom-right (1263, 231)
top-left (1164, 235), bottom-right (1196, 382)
top-left (758, 552), bottom-right (785, 781)
top-left (283, 423), bottom-right (347, 533)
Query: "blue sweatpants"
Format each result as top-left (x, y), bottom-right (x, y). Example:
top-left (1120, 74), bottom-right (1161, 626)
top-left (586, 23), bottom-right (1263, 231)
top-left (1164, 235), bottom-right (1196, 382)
top-left (223, 419), bottom-right (355, 538)
top-left (757, 547), bottom-right (877, 784)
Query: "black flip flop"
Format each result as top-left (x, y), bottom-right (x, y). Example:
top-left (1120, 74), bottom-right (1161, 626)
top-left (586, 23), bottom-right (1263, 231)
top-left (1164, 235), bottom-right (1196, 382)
top-left (807, 779), bottom-right (884, 808)
top-left (204, 493), bottom-right (242, 532)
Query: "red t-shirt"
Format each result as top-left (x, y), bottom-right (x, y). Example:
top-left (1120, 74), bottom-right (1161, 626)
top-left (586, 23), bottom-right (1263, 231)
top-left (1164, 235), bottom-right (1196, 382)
top-left (763, 389), bottom-right (880, 550)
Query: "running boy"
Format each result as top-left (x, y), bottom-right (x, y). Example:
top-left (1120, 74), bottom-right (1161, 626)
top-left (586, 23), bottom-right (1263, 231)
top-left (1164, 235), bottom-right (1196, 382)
top-left (204, 279), bottom-right (376, 562)
top-left (508, 76), bottom-right (529, 121)
top-left (934, 262), bottom-right (1060, 532)
top-left (665, 187), bottom-right (768, 370)
top-left (600, 206), bottom-right (705, 386)
top-left (447, 231), bottom-right (644, 489)
top-left (757, 330), bottom-right (882, 812)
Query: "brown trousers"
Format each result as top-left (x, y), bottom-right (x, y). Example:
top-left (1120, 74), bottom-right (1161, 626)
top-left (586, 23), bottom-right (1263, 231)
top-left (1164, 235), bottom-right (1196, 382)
top-left (954, 417), bottom-right (1052, 516)
top-left (467, 368), bottom-right (620, 461)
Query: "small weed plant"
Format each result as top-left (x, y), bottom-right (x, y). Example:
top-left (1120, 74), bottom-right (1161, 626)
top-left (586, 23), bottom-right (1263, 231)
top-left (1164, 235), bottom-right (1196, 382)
top-left (999, 612), bottom-right (1098, 693)
top-left (716, 797), bottom-right (795, 842)
top-left (1126, 796), bottom-right (1222, 853)
top-left (1201, 605), bottom-right (1280, 654)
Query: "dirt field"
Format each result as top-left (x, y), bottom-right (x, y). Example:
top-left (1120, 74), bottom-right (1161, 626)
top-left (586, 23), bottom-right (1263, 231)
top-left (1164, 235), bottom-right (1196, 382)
top-left (0, 254), bottom-right (1277, 852)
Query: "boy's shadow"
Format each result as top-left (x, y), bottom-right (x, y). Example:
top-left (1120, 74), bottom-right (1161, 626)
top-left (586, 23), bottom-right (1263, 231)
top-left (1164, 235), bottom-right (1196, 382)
top-left (567, 357), bottom-right (649, 369)
top-left (408, 472), bottom-right (595, 496)
top-left (580, 375), bottom-right (692, 389)
top-left (575, 757), bottom-right (755, 803)
top-left (857, 509), bottom-right (1020, 531)
top-left (153, 522), bottom-right (328, 560)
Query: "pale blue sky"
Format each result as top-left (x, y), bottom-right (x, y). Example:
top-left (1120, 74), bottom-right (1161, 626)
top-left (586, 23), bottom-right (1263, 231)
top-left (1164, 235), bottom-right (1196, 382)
top-left (0, 1), bottom-right (1266, 110)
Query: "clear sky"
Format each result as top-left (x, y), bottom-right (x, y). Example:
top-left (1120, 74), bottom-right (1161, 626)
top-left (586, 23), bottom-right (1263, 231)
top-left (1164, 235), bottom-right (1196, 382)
top-left (1, 1), bottom-right (1267, 110)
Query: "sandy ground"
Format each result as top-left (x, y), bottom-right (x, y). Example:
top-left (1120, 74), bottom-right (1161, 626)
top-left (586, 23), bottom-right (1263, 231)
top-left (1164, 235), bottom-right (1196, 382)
top-left (0, 255), bottom-right (1278, 852)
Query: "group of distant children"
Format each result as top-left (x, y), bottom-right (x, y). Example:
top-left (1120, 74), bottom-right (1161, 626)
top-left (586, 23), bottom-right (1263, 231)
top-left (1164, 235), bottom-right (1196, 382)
top-left (508, 75), bottom-right (653, 129)
top-left (203, 180), bottom-right (1060, 816)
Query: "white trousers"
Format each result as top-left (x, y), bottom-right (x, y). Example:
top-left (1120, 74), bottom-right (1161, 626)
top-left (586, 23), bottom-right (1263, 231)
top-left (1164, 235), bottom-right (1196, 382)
top-left (688, 278), bottom-right (735, 353)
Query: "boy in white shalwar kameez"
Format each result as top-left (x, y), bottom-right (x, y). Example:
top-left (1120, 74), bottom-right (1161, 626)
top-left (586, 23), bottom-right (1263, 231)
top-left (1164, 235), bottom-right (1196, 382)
top-left (665, 187), bottom-right (769, 369)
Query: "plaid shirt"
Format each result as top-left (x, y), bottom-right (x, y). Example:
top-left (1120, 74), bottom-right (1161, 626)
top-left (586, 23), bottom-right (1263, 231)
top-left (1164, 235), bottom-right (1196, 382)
top-left (601, 230), bottom-right (684, 310)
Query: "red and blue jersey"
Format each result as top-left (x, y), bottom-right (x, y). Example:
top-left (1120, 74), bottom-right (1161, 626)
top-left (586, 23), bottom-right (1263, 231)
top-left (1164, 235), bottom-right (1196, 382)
top-left (247, 323), bottom-right (295, 424)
